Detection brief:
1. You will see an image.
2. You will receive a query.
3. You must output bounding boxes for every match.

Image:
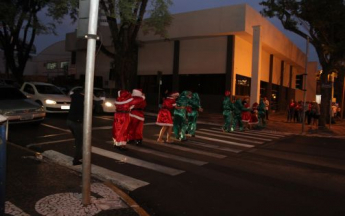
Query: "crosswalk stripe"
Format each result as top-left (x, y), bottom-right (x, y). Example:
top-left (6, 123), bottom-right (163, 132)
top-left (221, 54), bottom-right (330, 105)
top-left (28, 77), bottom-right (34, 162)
top-left (26, 139), bottom-right (75, 148)
top-left (210, 127), bottom-right (285, 138)
top-left (145, 138), bottom-right (227, 159)
top-left (199, 129), bottom-right (272, 142)
top-left (92, 146), bottom-right (184, 176)
top-left (242, 130), bottom-right (286, 137)
top-left (187, 140), bottom-right (243, 153)
top-left (42, 150), bottom-right (149, 191)
top-left (193, 134), bottom-right (255, 148)
top-left (195, 131), bottom-right (260, 146)
top-left (124, 145), bottom-right (208, 166)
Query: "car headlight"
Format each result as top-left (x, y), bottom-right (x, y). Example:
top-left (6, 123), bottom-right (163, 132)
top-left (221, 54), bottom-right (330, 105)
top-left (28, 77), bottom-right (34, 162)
top-left (45, 99), bottom-right (57, 105)
top-left (104, 101), bottom-right (113, 107)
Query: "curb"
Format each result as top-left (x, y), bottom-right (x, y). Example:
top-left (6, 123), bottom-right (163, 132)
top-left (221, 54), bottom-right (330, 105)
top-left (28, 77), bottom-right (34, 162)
top-left (104, 181), bottom-right (150, 216)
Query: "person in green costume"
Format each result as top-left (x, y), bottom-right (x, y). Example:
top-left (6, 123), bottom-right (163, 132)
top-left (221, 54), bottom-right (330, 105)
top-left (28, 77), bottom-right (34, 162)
top-left (173, 91), bottom-right (191, 141)
top-left (258, 99), bottom-right (266, 128)
top-left (222, 90), bottom-right (234, 132)
top-left (187, 92), bottom-right (203, 137)
top-left (233, 98), bottom-right (250, 131)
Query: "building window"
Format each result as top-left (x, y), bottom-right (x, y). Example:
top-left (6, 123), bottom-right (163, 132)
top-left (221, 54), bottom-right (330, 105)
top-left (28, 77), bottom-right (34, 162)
top-left (235, 75), bottom-right (251, 96)
top-left (46, 62), bottom-right (57, 70)
top-left (60, 61), bottom-right (69, 69)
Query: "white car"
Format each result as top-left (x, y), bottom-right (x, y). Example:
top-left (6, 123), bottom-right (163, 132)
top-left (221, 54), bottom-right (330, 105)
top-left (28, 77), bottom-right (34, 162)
top-left (68, 86), bottom-right (116, 113)
top-left (20, 82), bottom-right (71, 113)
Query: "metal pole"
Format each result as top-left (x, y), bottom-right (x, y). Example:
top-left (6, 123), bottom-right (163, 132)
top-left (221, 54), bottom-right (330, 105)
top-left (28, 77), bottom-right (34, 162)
top-left (301, 36), bottom-right (309, 133)
top-left (82, 0), bottom-right (99, 205)
top-left (329, 73), bottom-right (334, 129)
top-left (341, 75), bottom-right (345, 120)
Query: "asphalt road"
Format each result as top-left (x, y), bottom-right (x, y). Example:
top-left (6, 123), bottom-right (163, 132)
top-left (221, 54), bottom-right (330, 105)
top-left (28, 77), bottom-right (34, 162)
top-left (7, 113), bottom-right (345, 216)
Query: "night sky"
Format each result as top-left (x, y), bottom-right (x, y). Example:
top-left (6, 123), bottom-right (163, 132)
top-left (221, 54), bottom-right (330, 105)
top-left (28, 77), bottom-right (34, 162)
top-left (34, 0), bottom-right (318, 63)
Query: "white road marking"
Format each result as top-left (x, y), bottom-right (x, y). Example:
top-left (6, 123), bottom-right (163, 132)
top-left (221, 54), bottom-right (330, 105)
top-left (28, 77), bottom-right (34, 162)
top-left (145, 138), bottom-right (227, 159)
top-left (196, 130), bottom-right (264, 144)
top-left (93, 126), bottom-right (112, 130)
top-left (92, 146), bottom-right (185, 176)
top-left (122, 144), bottom-right (208, 166)
top-left (193, 134), bottom-right (255, 148)
top-left (242, 130), bottom-right (286, 137)
top-left (210, 127), bottom-right (285, 138)
top-left (187, 140), bottom-right (242, 153)
top-left (200, 128), bottom-right (272, 142)
top-left (42, 150), bottom-right (149, 191)
top-left (42, 123), bottom-right (70, 132)
top-left (95, 116), bottom-right (113, 121)
top-left (26, 138), bottom-right (75, 148)
top-left (37, 133), bottom-right (70, 138)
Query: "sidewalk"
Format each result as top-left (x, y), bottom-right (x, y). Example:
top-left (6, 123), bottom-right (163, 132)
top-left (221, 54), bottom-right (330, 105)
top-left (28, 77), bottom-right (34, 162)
top-left (4, 143), bottom-right (145, 216)
top-left (196, 111), bottom-right (345, 138)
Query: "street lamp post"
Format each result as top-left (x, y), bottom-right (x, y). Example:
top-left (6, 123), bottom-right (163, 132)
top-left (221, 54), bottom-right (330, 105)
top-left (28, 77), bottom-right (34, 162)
top-left (301, 36), bottom-right (309, 133)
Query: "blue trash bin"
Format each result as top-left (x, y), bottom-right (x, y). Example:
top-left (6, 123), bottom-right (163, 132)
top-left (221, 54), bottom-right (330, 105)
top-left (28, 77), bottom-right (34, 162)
top-left (0, 120), bottom-right (8, 215)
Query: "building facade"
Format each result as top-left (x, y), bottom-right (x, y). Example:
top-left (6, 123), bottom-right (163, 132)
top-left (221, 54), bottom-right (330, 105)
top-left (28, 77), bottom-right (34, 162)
top-left (17, 3), bottom-right (317, 112)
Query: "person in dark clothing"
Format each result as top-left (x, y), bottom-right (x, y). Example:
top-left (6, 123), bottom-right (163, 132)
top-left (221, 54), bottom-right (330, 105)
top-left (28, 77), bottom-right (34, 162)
top-left (67, 88), bottom-right (84, 166)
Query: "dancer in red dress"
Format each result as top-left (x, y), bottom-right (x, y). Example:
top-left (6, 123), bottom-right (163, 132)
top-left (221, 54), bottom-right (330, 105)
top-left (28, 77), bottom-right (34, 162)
top-left (156, 92), bottom-right (179, 143)
top-left (112, 90), bottom-right (133, 150)
top-left (248, 102), bottom-right (259, 129)
top-left (128, 89), bottom-right (146, 145)
top-left (241, 97), bottom-right (251, 129)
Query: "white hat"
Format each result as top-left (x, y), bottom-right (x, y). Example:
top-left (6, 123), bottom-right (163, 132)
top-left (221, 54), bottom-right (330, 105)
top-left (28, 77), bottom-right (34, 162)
top-left (132, 89), bottom-right (143, 97)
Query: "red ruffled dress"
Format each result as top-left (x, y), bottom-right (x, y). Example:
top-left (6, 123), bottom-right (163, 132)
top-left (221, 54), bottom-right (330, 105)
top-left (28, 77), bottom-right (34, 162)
top-left (156, 97), bottom-right (176, 126)
top-left (112, 90), bottom-right (133, 146)
top-left (249, 102), bottom-right (259, 125)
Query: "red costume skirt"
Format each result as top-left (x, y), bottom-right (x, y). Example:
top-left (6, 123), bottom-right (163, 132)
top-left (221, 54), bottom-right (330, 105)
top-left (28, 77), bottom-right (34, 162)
top-left (112, 112), bottom-right (130, 146)
top-left (128, 117), bottom-right (144, 140)
top-left (156, 109), bottom-right (173, 126)
top-left (241, 111), bottom-right (251, 122)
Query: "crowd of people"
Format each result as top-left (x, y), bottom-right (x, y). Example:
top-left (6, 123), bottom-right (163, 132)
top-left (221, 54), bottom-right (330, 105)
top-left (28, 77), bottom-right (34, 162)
top-left (156, 90), bottom-right (203, 143)
top-left (286, 99), bottom-right (321, 129)
top-left (222, 91), bottom-right (267, 132)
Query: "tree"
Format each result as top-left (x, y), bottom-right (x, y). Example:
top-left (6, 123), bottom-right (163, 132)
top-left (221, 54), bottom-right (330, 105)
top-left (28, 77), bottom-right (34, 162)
top-left (0, 0), bottom-right (78, 84)
top-left (260, 0), bottom-right (345, 126)
top-left (98, 0), bottom-right (172, 90)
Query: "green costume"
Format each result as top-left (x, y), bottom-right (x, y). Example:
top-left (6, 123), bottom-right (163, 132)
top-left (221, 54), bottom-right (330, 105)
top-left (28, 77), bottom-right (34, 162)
top-left (258, 99), bottom-right (266, 128)
top-left (222, 96), bottom-right (234, 132)
top-left (173, 91), bottom-right (190, 141)
top-left (187, 92), bottom-right (202, 136)
top-left (233, 99), bottom-right (250, 131)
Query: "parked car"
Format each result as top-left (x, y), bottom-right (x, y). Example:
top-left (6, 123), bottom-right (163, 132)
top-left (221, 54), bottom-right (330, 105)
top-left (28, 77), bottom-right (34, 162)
top-left (0, 84), bottom-right (46, 124)
top-left (20, 82), bottom-right (71, 113)
top-left (68, 86), bottom-right (116, 113)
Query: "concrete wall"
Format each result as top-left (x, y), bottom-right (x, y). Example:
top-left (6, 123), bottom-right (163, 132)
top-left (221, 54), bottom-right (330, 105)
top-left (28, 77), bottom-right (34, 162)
top-left (179, 37), bottom-right (227, 75)
top-left (138, 41), bottom-right (174, 75)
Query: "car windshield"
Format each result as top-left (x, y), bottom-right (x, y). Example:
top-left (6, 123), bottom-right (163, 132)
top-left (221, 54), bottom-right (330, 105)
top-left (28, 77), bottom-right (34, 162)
top-left (35, 84), bottom-right (64, 95)
top-left (0, 87), bottom-right (27, 100)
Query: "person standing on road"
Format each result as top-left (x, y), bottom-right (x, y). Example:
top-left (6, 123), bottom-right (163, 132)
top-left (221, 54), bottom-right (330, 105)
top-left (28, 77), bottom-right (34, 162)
top-left (173, 91), bottom-right (191, 141)
top-left (67, 88), bottom-right (84, 166)
top-left (112, 90), bottom-right (133, 150)
top-left (156, 92), bottom-right (179, 143)
top-left (287, 99), bottom-right (296, 122)
top-left (222, 90), bottom-right (234, 132)
top-left (128, 89), bottom-right (146, 146)
top-left (310, 101), bottom-right (320, 130)
top-left (263, 97), bottom-right (270, 120)
top-left (187, 92), bottom-right (203, 137)
top-left (258, 99), bottom-right (267, 128)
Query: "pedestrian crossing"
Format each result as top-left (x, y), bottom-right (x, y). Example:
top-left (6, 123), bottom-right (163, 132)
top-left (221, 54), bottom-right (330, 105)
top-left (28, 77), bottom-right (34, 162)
top-left (42, 127), bottom-right (289, 192)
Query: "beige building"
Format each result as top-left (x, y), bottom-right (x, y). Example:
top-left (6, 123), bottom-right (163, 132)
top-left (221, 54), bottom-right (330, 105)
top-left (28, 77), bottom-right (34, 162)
top-left (19, 3), bottom-right (317, 112)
